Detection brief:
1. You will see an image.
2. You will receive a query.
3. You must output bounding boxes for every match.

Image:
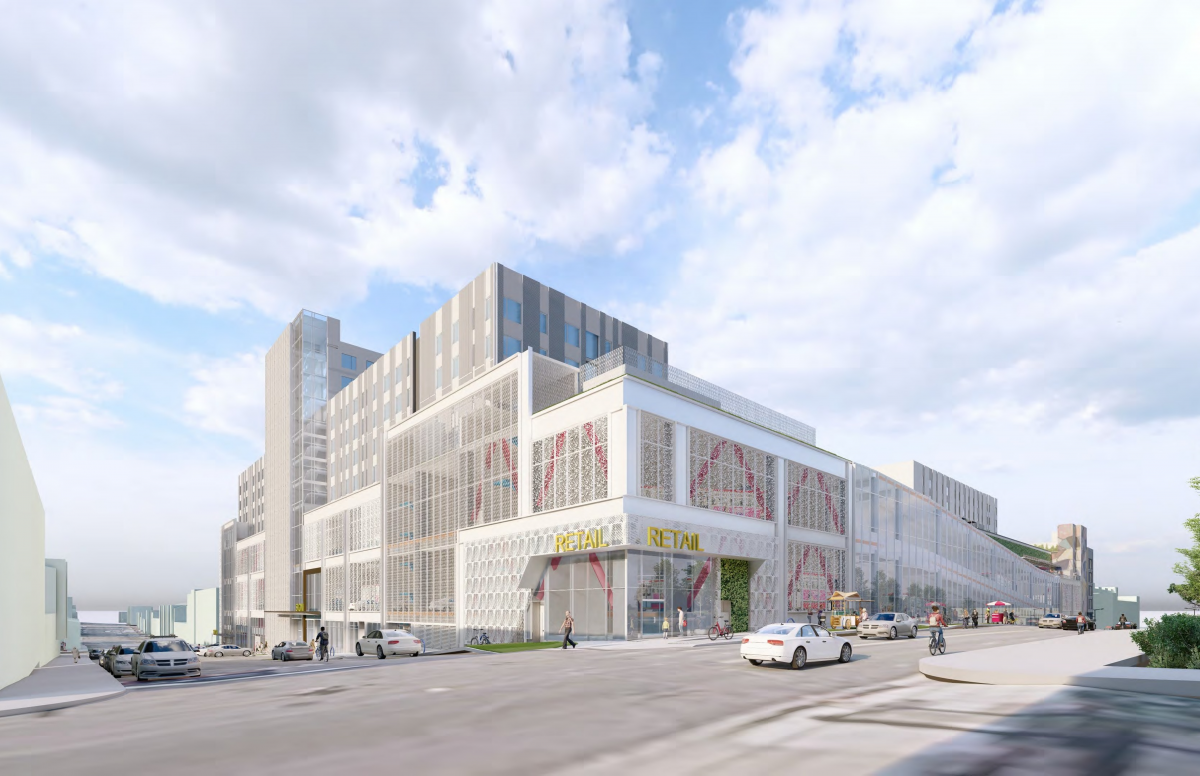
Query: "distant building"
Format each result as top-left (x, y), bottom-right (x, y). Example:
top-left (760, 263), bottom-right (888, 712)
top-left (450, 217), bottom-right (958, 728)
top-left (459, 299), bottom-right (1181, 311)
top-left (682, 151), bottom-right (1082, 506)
top-left (1092, 585), bottom-right (1140, 629)
top-left (873, 461), bottom-right (998, 532)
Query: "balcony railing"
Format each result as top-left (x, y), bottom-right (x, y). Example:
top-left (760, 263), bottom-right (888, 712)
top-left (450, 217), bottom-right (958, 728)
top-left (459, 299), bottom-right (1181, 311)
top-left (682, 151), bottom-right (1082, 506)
top-left (573, 346), bottom-right (817, 445)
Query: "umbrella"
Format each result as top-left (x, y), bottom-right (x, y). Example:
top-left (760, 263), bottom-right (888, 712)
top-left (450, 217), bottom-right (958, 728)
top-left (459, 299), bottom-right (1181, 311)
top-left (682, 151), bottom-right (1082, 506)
top-left (926, 601), bottom-right (945, 607)
top-left (986, 601), bottom-right (1011, 607)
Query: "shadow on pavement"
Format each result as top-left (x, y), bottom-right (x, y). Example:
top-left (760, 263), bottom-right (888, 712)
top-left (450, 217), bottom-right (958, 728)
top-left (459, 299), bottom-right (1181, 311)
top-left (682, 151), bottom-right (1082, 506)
top-left (881, 685), bottom-right (1200, 775)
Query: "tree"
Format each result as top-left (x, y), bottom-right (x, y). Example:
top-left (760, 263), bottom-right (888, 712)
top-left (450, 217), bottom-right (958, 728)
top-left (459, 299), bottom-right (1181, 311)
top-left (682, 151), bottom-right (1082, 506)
top-left (1167, 477), bottom-right (1200, 608)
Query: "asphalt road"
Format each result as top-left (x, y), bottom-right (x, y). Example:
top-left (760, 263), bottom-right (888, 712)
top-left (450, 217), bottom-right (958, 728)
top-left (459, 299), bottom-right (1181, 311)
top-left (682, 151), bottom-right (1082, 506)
top-left (0, 626), bottom-right (1103, 775)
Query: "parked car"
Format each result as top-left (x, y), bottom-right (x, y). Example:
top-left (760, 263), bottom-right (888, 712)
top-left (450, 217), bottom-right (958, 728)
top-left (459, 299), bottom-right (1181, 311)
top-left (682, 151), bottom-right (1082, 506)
top-left (107, 646), bottom-right (138, 676)
top-left (1038, 613), bottom-right (1065, 629)
top-left (356, 629), bottom-right (423, 659)
top-left (87, 647), bottom-right (104, 661)
top-left (272, 641), bottom-right (314, 661)
top-left (741, 623), bottom-right (853, 669)
top-left (131, 639), bottom-right (202, 681)
top-left (202, 644), bottom-right (252, 657)
top-left (857, 612), bottom-right (919, 640)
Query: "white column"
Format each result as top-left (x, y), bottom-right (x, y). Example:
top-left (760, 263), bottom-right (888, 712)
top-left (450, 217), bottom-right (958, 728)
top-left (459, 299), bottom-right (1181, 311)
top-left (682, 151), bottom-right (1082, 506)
top-left (775, 461), bottom-right (788, 621)
top-left (519, 351), bottom-right (534, 516)
top-left (625, 407), bottom-right (639, 499)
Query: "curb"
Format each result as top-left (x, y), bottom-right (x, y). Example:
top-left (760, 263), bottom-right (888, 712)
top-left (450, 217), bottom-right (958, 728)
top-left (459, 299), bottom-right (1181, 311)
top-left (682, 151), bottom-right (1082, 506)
top-left (0, 686), bottom-right (127, 718)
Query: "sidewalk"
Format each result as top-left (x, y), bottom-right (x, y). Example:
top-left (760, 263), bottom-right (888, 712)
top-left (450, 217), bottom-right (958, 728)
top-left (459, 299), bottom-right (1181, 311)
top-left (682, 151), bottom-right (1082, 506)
top-left (570, 633), bottom-right (747, 650)
top-left (0, 655), bottom-right (126, 717)
top-left (920, 630), bottom-right (1200, 698)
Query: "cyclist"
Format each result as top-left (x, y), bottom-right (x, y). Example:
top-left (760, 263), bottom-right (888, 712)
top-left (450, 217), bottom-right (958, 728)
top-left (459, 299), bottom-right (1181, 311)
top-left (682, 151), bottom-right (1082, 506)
top-left (928, 606), bottom-right (946, 649)
top-left (315, 627), bottom-right (330, 661)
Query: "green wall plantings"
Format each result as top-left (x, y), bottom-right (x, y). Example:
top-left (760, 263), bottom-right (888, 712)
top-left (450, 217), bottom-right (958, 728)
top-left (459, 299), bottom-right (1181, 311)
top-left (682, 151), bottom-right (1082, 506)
top-left (720, 558), bottom-right (750, 633)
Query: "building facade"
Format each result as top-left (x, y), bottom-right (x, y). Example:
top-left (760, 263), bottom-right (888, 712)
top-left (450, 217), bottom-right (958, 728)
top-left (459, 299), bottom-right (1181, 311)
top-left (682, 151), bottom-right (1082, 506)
top-left (225, 264), bottom-right (666, 648)
top-left (223, 264), bottom-right (1092, 651)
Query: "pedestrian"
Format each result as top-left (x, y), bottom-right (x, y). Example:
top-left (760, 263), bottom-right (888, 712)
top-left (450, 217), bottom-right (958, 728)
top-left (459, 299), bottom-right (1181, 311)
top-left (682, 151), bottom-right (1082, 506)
top-left (677, 607), bottom-right (686, 637)
top-left (817, 609), bottom-right (825, 628)
top-left (662, 615), bottom-right (670, 639)
top-left (561, 610), bottom-right (577, 649)
top-left (60, 641), bottom-right (66, 653)
top-left (71, 646), bottom-right (80, 664)
top-left (985, 607), bottom-right (991, 625)
top-left (1076, 611), bottom-right (1086, 635)
top-left (1118, 613), bottom-right (1128, 630)
top-left (971, 609), bottom-right (979, 628)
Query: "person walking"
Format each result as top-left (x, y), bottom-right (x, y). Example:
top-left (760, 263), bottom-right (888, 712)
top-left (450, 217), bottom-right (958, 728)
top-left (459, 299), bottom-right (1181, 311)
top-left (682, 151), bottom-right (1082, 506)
top-left (1076, 611), bottom-right (1086, 635)
top-left (561, 611), bottom-right (577, 649)
top-left (1118, 613), bottom-right (1128, 629)
top-left (971, 609), bottom-right (979, 628)
top-left (985, 607), bottom-right (991, 625)
top-left (71, 645), bottom-right (80, 664)
top-left (677, 607), bottom-right (687, 638)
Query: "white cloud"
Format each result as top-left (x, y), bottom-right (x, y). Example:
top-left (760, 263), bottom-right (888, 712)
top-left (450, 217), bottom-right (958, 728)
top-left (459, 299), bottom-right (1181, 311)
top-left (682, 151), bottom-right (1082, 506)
top-left (0, 1), bottom-right (671, 319)
top-left (654, 0), bottom-right (1200, 433)
top-left (0, 313), bottom-right (124, 401)
top-left (13, 395), bottom-right (122, 430)
top-left (182, 351), bottom-right (265, 447)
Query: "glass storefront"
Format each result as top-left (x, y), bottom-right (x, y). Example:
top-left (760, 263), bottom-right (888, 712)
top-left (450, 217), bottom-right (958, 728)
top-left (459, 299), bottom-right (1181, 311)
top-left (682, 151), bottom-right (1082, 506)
top-left (537, 549), bottom-right (722, 641)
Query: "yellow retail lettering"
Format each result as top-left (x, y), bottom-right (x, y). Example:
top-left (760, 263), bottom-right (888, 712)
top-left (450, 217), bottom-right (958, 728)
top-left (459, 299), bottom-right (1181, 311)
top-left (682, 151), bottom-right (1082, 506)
top-left (646, 527), bottom-right (704, 552)
top-left (552, 529), bottom-right (608, 553)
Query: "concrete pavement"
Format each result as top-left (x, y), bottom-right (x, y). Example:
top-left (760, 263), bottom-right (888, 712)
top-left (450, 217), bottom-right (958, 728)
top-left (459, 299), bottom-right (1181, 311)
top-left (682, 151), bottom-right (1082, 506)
top-left (0, 655), bottom-right (124, 718)
top-left (0, 625), bottom-right (1088, 774)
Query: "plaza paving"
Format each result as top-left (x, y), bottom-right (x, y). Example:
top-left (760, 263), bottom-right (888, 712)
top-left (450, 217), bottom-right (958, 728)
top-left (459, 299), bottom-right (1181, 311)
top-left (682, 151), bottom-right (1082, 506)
top-left (0, 626), bottom-right (1192, 775)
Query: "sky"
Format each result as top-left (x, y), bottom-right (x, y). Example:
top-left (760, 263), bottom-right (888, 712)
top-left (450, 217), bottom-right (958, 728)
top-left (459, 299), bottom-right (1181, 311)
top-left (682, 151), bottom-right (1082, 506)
top-left (1, 0), bottom-right (1198, 611)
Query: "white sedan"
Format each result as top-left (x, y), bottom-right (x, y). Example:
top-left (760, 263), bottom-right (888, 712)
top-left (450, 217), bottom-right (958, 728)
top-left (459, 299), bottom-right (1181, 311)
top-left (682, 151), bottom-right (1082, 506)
top-left (356, 629), bottom-right (423, 659)
top-left (741, 623), bottom-right (853, 669)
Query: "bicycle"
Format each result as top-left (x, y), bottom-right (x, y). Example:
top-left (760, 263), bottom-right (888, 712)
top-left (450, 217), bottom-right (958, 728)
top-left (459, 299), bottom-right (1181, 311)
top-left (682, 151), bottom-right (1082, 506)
top-left (469, 630), bottom-right (492, 646)
top-left (708, 619), bottom-right (733, 641)
top-left (928, 628), bottom-right (946, 655)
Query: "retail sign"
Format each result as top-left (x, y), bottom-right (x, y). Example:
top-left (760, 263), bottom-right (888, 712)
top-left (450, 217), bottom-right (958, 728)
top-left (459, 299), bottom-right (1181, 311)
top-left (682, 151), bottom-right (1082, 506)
top-left (647, 527), bottom-right (705, 552)
top-left (554, 528), bottom-right (609, 553)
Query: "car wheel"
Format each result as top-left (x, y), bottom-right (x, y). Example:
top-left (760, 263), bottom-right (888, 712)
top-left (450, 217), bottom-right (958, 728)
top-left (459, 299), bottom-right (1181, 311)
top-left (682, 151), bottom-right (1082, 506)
top-left (243, 650), bottom-right (251, 657)
top-left (215, 651), bottom-right (224, 657)
top-left (839, 643), bottom-right (852, 663)
top-left (748, 659), bottom-right (763, 666)
top-left (135, 670), bottom-right (147, 682)
top-left (282, 653), bottom-right (289, 662)
top-left (889, 627), bottom-right (897, 640)
top-left (355, 644), bottom-right (363, 657)
top-left (908, 627), bottom-right (917, 639)
top-left (790, 647), bottom-right (807, 670)
top-left (377, 646), bottom-right (385, 660)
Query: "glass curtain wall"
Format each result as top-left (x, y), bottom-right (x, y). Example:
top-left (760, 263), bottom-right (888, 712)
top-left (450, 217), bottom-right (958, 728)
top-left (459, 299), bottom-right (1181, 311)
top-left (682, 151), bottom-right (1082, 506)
top-left (290, 311), bottom-right (330, 613)
top-left (853, 466), bottom-right (1082, 623)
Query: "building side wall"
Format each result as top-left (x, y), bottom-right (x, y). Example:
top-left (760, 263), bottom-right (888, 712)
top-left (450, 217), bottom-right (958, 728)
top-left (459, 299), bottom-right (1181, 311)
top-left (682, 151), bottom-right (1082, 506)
top-left (0, 374), bottom-right (53, 691)
top-left (264, 325), bottom-right (292, 645)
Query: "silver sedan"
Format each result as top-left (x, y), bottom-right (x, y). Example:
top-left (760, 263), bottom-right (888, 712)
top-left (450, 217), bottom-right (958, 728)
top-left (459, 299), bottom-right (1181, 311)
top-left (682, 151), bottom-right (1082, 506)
top-left (272, 641), bottom-right (314, 661)
top-left (857, 612), bottom-right (919, 640)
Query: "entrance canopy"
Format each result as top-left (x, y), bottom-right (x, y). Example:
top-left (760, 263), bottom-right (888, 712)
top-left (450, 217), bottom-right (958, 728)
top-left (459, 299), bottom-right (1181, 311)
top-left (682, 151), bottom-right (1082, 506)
top-left (986, 601), bottom-right (1012, 607)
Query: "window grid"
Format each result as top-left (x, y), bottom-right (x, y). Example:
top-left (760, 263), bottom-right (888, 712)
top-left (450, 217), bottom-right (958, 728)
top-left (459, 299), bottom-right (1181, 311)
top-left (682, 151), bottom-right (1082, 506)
top-left (386, 373), bottom-right (519, 626)
top-left (532, 416), bottom-right (609, 513)
top-left (688, 428), bottom-right (776, 520)
top-left (786, 463), bottom-right (847, 535)
top-left (638, 413), bottom-right (674, 502)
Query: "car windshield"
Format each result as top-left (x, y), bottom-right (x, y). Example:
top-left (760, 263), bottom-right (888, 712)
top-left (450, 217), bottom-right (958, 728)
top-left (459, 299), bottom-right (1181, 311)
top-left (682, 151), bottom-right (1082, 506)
top-left (120, 647), bottom-right (137, 654)
top-left (145, 641), bottom-right (190, 652)
top-left (384, 631), bottom-right (411, 637)
top-left (870, 613), bottom-right (896, 621)
top-left (757, 625), bottom-right (796, 635)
